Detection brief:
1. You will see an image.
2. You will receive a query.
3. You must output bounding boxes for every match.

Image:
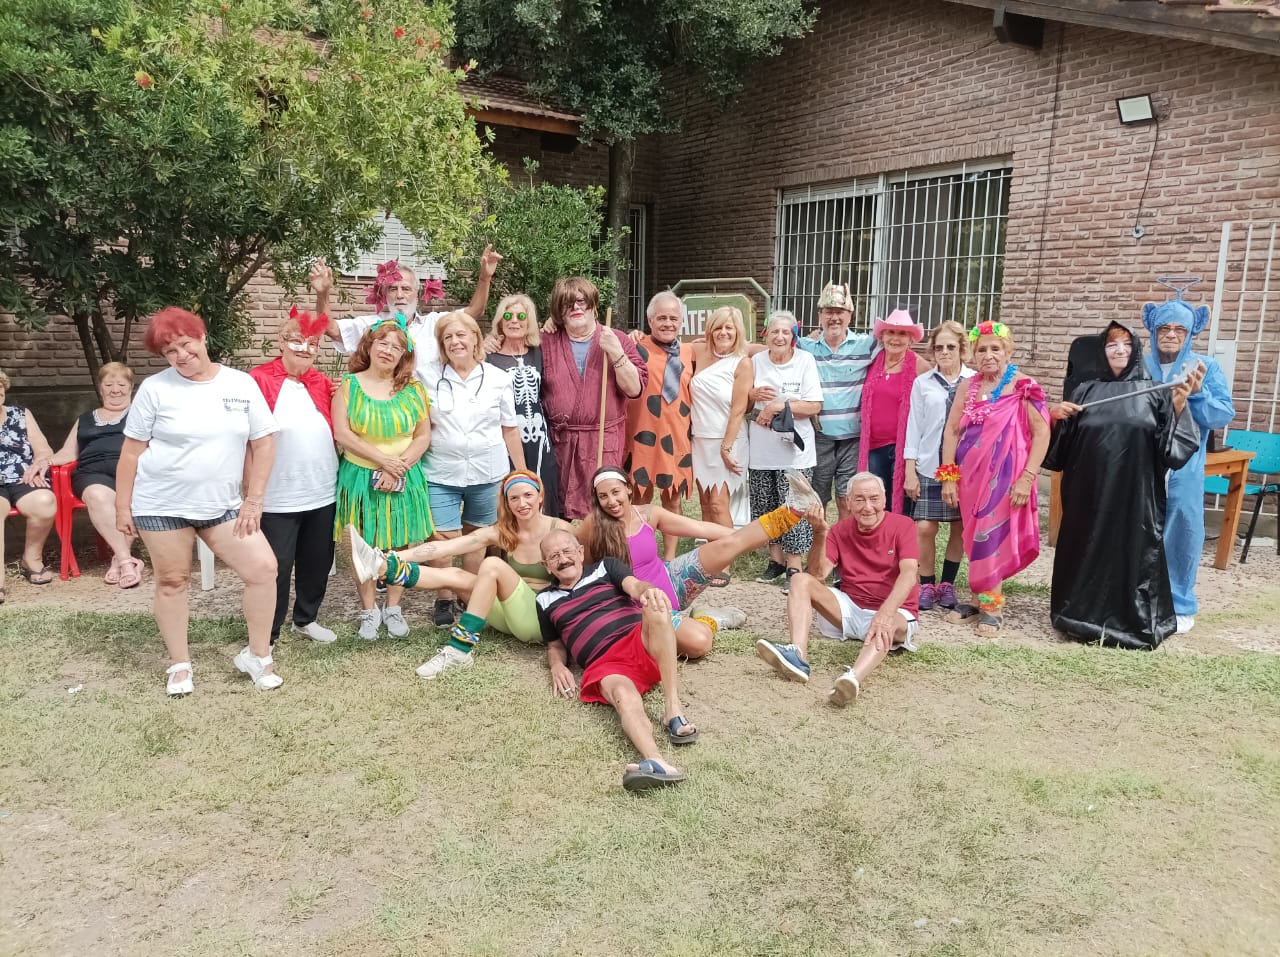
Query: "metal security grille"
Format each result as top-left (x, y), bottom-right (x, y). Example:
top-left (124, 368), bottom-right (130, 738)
top-left (347, 213), bottom-right (445, 280)
top-left (1209, 220), bottom-right (1280, 433)
top-left (773, 162), bottom-right (1012, 332)
top-left (627, 204), bottom-right (648, 327)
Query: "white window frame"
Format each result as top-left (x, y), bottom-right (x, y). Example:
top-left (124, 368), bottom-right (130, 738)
top-left (773, 159), bottom-right (1012, 332)
top-left (344, 213), bottom-right (445, 280)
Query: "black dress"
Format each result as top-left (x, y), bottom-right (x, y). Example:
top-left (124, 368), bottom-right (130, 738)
top-left (1044, 322), bottom-right (1200, 650)
top-left (487, 347), bottom-right (563, 517)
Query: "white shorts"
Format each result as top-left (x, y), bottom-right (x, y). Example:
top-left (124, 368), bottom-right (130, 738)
top-left (814, 587), bottom-right (919, 651)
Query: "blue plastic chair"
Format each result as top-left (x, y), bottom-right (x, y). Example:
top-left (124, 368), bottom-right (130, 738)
top-left (1204, 430), bottom-right (1280, 563)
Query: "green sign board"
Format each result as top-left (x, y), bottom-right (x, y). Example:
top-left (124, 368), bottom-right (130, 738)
top-left (679, 293), bottom-right (756, 342)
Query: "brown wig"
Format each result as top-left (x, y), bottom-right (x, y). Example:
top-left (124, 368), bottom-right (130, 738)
top-left (495, 469), bottom-right (545, 553)
top-left (348, 322), bottom-right (416, 393)
top-left (585, 465), bottom-right (634, 564)
top-left (548, 276), bottom-right (600, 330)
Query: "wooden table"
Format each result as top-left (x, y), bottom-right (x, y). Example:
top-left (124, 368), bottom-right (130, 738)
top-left (1205, 448), bottom-right (1256, 569)
top-left (1047, 449), bottom-right (1255, 569)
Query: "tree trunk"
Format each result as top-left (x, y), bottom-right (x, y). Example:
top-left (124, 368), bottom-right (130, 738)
top-left (72, 311), bottom-right (102, 382)
top-left (606, 138), bottom-right (635, 330)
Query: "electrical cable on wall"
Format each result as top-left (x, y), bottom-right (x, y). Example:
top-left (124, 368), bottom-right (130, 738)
top-left (1131, 117), bottom-right (1161, 240)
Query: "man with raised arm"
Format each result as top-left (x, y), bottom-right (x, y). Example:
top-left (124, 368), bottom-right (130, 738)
top-left (536, 529), bottom-right (697, 792)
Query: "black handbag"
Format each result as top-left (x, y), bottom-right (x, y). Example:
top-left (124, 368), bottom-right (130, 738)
top-left (770, 400), bottom-right (806, 452)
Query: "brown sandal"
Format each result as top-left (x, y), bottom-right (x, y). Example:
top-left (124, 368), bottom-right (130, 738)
top-left (18, 562), bottom-right (53, 585)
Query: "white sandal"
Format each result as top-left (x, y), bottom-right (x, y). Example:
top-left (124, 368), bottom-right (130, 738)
top-left (233, 647), bottom-right (284, 690)
top-left (165, 662), bottom-right (194, 697)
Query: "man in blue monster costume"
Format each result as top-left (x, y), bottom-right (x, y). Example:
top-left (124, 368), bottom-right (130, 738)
top-left (1141, 283), bottom-right (1235, 634)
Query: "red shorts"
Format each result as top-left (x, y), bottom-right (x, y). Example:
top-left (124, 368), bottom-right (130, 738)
top-left (579, 624), bottom-right (661, 704)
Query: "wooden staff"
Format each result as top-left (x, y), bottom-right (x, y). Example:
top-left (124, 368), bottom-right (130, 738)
top-left (597, 307), bottom-right (613, 468)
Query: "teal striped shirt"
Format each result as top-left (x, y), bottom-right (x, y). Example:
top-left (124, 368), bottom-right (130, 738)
top-left (798, 331), bottom-right (877, 439)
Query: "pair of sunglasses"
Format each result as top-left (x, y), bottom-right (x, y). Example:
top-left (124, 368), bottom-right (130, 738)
top-left (502, 311), bottom-right (527, 322)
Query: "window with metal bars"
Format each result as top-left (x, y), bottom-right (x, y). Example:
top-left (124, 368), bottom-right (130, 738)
top-left (773, 162), bottom-right (1012, 332)
top-left (344, 213), bottom-right (445, 281)
top-left (627, 204), bottom-right (647, 327)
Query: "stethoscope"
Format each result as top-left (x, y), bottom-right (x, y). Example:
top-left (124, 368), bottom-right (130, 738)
top-left (431, 364), bottom-right (487, 414)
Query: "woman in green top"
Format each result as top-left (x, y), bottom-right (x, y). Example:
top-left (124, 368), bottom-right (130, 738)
top-left (333, 320), bottom-right (433, 640)
top-left (346, 469), bottom-right (572, 679)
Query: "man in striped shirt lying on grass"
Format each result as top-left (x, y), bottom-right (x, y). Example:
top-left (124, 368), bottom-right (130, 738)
top-left (536, 529), bottom-right (698, 793)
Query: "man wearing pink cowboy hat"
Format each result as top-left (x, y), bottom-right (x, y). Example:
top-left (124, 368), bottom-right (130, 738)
top-left (796, 281), bottom-right (877, 522)
top-left (856, 308), bottom-right (926, 515)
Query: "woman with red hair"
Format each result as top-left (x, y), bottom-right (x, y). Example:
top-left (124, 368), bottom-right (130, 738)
top-left (116, 308), bottom-right (283, 696)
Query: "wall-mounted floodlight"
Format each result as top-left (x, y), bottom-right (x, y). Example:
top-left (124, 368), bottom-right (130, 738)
top-left (1116, 93), bottom-right (1156, 126)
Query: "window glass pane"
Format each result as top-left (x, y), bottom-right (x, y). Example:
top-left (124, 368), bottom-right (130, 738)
top-left (346, 214), bottom-right (445, 281)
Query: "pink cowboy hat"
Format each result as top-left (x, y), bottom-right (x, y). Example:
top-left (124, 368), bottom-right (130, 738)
top-left (873, 309), bottom-right (925, 343)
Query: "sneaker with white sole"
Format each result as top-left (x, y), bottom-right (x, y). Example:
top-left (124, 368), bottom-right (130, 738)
top-left (416, 645), bottom-right (474, 679)
top-left (690, 605), bottom-right (747, 631)
top-left (294, 621), bottom-right (337, 644)
top-left (347, 526), bottom-right (386, 584)
top-left (233, 647), bottom-right (284, 690)
top-left (783, 469), bottom-right (822, 514)
top-left (382, 605), bottom-right (410, 638)
top-left (829, 668), bottom-right (861, 707)
top-left (357, 608), bottom-right (382, 640)
top-left (756, 560), bottom-right (787, 583)
top-left (755, 639), bottom-right (810, 683)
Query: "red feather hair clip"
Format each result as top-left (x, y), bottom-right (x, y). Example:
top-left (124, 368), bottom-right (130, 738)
top-left (288, 304), bottom-right (329, 338)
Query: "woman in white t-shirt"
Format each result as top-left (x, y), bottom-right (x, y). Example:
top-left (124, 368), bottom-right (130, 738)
top-left (722, 311), bottom-right (823, 593)
top-left (116, 308), bottom-right (282, 697)
top-left (249, 308), bottom-right (339, 646)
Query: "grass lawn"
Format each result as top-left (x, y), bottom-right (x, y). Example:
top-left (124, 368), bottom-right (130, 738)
top-left (2, 606), bottom-right (1278, 956)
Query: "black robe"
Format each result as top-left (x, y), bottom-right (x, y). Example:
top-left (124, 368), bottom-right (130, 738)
top-left (1043, 323), bottom-right (1200, 650)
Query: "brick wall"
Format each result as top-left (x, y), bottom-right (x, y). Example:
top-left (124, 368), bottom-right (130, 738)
top-left (646, 0), bottom-right (1280, 410)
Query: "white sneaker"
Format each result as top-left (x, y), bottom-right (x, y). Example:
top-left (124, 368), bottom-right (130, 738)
top-left (416, 645), bottom-right (474, 679)
top-left (1175, 615), bottom-right (1195, 634)
top-left (233, 647), bottom-right (284, 690)
top-left (690, 605), bottom-right (747, 631)
top-left (783, 469), bottom-right (822, 513)
top-left (383, 605), bottom-right (410, 638)
top-left (357, 608), bottom-right (382, 640)
top-left (293, 621), bottom-right (337, 644)
top-left (347, 525), bottom-right (386, 584)
top-left (828, 668), bottom-right (861, 707)
top-left (165, 661), bottom-right (193, 697)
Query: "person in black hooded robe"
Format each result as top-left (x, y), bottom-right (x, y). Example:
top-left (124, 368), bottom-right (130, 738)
top-left (1043, 321), bottom-right (1202, 650)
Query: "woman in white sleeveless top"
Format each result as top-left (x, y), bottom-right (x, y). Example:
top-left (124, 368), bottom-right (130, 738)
top-left (690, 306), bottom-right (755, 530)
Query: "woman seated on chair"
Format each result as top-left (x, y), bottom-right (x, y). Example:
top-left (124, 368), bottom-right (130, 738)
top-left (0, 367), bottom-right (58, 599)
top-left (38, 362), bottom-right (144, 588)
top-left (578, 465), bottom-right (822, 659)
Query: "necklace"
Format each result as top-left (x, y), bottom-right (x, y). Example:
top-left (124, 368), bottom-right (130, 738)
top-left (980, 364), bottom-right (1018, 403)
top-left (93, 407), bottom-right (129, 426)
top-left (713, 349), bottom-right (736, 359)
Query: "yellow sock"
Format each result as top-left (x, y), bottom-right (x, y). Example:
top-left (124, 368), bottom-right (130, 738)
top-left (692, 615), bottom-right (719, 636)
top-left (759, 505), bottom-right (803, 541)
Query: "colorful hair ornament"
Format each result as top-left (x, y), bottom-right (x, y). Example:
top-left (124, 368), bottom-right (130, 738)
top-left (502, 474), bottom-right (542, 496)
top-left (422, 278), bottom-right (445, 302)
top-left (968, 320), bottom-right (1009, 341)
top-left (288, 304), bottom-right (329, 339)
top-left (365, 260), bottom-right (406, 310)
top-left (373, 312), bottom-right (414, 352)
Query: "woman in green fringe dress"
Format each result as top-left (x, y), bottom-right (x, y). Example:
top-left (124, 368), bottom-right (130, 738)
top-left (333, 318), bottom-right (433, 640)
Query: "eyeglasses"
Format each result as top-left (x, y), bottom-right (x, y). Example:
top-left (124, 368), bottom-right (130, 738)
top-left (284, 338), bottom-right (320, 354)
top-left (1156, 327), bottom-right (1187, 338)
top-left (933, 343), bottom-right (959, 352)
top-left (502, 311), bottom-right (527, 322)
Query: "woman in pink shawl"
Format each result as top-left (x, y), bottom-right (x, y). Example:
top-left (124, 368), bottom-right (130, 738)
top-left (938, 321), bottom-right (1050, 637)
top-left (857, 309), bottom-right (925, 514)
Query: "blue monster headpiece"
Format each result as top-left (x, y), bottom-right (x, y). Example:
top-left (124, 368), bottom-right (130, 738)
top-left (1142, 276), bottom-right (1209, 372)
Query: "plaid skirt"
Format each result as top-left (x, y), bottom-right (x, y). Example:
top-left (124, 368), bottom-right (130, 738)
top-left (912, 474), bottom-right (962, 522)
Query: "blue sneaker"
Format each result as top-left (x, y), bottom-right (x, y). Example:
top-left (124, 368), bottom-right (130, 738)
top-left (755, 640), bottom-right (810, 684)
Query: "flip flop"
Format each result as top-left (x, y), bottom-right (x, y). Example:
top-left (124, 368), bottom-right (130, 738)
top-left (976, 612), bottom-right (1003, 638)
top-left (945, 603), bottom-right (981, 624)
top-left (707, 572), bottom-right (731, 588)
top-left (622, 758), bottom-right (686, 792)
top-left (117, 557), bottom-right (144, 589)
top-left (665, 715), bottom-right (699, 746)
top-left (18, 562), bottom-right (53, 585)
top-left (103, 555), bottom-right (122, 585)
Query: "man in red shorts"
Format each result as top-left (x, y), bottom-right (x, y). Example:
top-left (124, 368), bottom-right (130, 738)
top-left (756, 472), bottom-right (920, 706)
top-left (536, 529), bottom-right (697, 791)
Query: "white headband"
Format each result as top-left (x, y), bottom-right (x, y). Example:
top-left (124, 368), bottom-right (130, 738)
top-left (592, 469), bottom-right (629, 489)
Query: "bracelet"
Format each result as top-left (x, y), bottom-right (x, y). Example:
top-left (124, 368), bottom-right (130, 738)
top-left (935, 463), bottom-right (960, 483)
top-left (1021, 468), bottom-right (1037, 479)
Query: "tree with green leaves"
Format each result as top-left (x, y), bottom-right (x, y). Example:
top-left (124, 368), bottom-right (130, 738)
top-left (455, 0), bottom-right (816, 326)
top-left (0, 0), bottom-right (494, 379)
